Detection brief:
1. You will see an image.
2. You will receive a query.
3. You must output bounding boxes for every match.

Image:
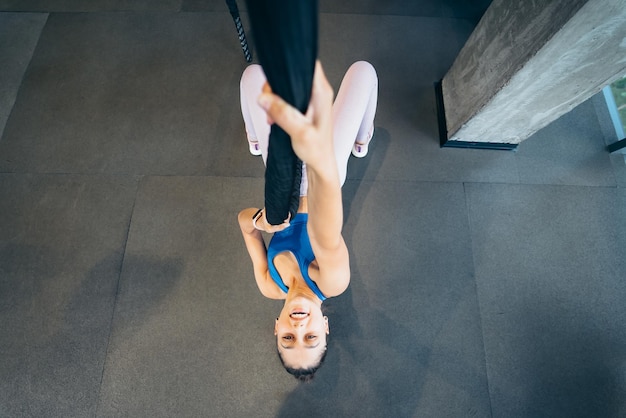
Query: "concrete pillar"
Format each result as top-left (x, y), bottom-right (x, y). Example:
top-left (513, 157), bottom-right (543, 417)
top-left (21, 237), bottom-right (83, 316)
top-left (438, 0), bottom-right (626, 148)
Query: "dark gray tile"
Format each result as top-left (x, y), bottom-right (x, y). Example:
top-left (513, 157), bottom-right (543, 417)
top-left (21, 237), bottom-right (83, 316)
top-left (97, 177), bottom-right (490, 417)
top-left (515, 98), bottom-right (617, 187)
top-left (96, 176), bottom-right (295, 417)
top-left (0, 12), bottom-right (251, 176)
top-left (2, 2), bottom-right (622, 416)
top-left (0, 173), bottom-right (138, 417)
top-left (0, 13), bottom-right (47, 140)
top-left (466, 183), bottom-right (626, 417)
top-left (0, 0), bottom-right (181, 12)
top-left (274, 180), bottom-right (491, 417)
top-left (319, 14), bottom-right (519, 184)
top-left (0, 10), bottom-right (520, 186)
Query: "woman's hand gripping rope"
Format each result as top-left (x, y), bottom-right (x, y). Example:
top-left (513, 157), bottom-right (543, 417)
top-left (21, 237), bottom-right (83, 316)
top-left (252, 208), bottom-right (291, 234)
top-left (257, 61), bottom-right (336, 175)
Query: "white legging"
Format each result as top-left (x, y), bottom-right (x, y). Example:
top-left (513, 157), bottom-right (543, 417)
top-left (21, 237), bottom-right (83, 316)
top-left (240, 61), bottom-right (378, 195)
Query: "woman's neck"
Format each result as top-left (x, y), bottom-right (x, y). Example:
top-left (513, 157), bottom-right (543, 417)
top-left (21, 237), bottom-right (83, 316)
top-left (285, 273), bottom-right (320, 303)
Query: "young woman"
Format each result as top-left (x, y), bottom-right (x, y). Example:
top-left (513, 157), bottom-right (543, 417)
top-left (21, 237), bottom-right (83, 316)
top-left (238, 60), bottom-right (378, 381)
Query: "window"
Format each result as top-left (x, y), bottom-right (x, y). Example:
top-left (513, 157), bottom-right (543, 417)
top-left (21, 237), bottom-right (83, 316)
top-left (603, 75), bottom-right (626, 155)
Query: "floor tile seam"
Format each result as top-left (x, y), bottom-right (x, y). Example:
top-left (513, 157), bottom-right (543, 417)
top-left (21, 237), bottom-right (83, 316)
top-left (93, 175), bottom-right (140, 417)
top-left (357, 178), bottom-right (622, 189)
top-left (345, 178), bottom-right (619, 189)
top-left (0, 10), bottom-right (51, 14)
top-left (1, 10), bottom-right (247, 15)
top-left (0, 171), bottom-right (143, 180)
top-left (0, 173), bottom-right (259, 185)
top-left (345, 178), bottom-right (469, 187)
top-left (134, 173), bottom-right (262, 180)
top-left (461, 181), bottom-right (495, 418)
top-left (0, 9), bottom-right (480, 22)
top-left (111, 175), bottom-right (615, 191)
top-left (0, 11), bottom-right (48, 144)
top-left (463, 180), bottom-right (623, 191)
top-left (0, 9), bottom-right (185, 14)
top-left (1, 174), bottom-right (621, 191)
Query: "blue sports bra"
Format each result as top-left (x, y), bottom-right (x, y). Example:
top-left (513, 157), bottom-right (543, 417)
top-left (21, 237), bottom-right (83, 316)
top-left (266, 213), bottom-right (327, 301)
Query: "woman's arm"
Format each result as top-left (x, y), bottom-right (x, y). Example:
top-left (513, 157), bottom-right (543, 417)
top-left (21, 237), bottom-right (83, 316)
top-left (306, 168), bottom-right (350, 296)
top-left (238, 208), bottom-right (287, 299)
top-left (258, 62), bottom-right (350, 295)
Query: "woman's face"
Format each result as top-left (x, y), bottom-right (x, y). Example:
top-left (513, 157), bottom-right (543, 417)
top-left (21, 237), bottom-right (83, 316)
top-left (274, 296), bottom-right (329, 369)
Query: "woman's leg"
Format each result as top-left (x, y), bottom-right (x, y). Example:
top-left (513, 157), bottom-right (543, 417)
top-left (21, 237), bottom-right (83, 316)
top-left (240, 64), bottom-right (309, 196)
top-left (240, 64), bottom-right (271, 159)
top-left (331, 61), bottom-right (378, 186)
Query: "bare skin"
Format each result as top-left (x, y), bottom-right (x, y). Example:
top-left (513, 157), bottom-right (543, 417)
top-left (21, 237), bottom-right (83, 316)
top-left (238, 62), bottom-right (350, 369)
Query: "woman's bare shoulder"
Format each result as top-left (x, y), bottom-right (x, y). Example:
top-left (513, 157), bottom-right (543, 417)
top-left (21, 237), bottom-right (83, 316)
top-left (255, 269), bottom-right (288, 300)
top-left (309, 239), bottom-right (350, 297)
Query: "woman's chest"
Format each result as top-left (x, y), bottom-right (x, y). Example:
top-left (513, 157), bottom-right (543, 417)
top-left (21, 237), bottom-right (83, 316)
top-left (272, 251), bottom-right (319, 284)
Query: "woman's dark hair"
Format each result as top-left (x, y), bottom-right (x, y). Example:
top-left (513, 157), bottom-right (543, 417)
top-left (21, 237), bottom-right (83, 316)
top-left (277, 348), bottom-right (327, 383)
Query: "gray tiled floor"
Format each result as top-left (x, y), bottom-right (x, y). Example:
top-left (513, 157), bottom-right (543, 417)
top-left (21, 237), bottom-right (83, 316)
top-left (466, 183), bottom-right (626, 417)
top-left (0, 13), bottom-right (47, 137)
top-left (1, 2), bottom-right (625, 417)
top-left (0, 174), bottom-right (138, 416)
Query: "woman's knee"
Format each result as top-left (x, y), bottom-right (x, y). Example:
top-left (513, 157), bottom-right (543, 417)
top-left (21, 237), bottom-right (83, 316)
top-left (240, 64), bottom-right (266, 91)
top-left (346, 61), bottom-right (378, 85)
